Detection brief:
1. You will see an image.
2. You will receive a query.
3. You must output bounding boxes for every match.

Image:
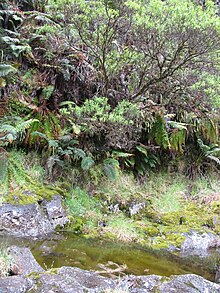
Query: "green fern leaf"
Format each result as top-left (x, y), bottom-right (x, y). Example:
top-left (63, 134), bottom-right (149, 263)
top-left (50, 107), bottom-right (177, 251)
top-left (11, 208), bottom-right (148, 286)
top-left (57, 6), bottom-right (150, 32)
top-left (73, 148), bottom-right (86, 160)
top-left (81, 156), bottom-right (95, 171)
top-left (0, 64), bottom-right (17, 77)
top-left (136, 145), bottom-right (148, 156)
top-left (102, 163), bottom-right (117, 181)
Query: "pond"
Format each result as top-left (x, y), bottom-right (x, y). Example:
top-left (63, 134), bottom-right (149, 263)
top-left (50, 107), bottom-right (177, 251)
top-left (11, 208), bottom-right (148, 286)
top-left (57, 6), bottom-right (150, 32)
top-left (0, 233), bottom-right (215, 281)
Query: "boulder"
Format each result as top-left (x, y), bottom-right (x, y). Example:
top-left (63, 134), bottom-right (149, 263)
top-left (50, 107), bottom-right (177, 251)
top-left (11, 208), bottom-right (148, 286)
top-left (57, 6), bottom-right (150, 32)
top-left (180, 231), bottom-right (220, 257)
top-left (0, 275), bottom-right (34, 293)
top-left (29, 266), bottom-right (116, 293)
top-left (7, 246), bottom-right (44, 275)
top-left (41, 195), bottom-right (69, 228)
top-left (1, 265), bottom-right (220, 293)
top-left (117, 274), bottom-right (220, 293)
top-left (0, 203), bottom-right (53, 237)
top-left (0, 195), bottom-right (69, 237)
top-left (28, 269), bottom-right (220, 293)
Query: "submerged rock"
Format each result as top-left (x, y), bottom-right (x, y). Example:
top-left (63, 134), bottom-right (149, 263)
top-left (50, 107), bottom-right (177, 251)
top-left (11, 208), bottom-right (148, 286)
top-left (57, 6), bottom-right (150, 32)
top-left (0, 195), bottom-right (68, 237)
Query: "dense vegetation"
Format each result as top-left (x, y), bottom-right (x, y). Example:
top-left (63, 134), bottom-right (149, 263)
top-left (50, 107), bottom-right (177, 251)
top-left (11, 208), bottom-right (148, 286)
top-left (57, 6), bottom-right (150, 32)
top-left (0, 0), bottom-right (220, 245)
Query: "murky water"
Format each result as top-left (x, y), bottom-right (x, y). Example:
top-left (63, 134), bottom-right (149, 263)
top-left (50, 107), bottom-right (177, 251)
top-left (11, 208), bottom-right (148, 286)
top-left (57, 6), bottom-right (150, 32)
top-left (0, 233), bottom-right (215, 281)
top-left (31, 233), bottom-right (215, 281)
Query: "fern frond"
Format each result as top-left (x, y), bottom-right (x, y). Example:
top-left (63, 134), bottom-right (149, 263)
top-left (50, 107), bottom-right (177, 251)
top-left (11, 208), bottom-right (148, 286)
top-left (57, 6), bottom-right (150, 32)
top-left (206, 155), bottom-right (220, 165)
top-left (102, 163), bottom-right (117, 181)
top-left (72, 148), bottom-right (86, 160)
top-left (81, 156), bottom-right (95, 171)
top-left (0, 64), bottom-right (17, 77)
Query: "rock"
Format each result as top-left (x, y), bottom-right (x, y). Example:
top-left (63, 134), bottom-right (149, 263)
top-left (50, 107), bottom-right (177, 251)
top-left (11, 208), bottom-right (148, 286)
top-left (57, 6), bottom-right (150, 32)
top-left (38, 240), bottom-right (58, 256)
top-left (1, 263), bottom-right (220, 293)
top-left (28, 269), bottom-right (220, 293)
top-left (30, 266), bottom-right (116, 293)
top-left (7, 246), bottom-right (44, 275)
top-left (0, 203), bottom-right (53, 237)
top-left (153, 274), bottom-right (220, 293)
top-left (42, 195), bottom-right (69, 228)
top-left (116, 274), bottom-right (220, 292)
top-left (0, 275), bottom-right (34, 293)
top-left (180, 231), bottom-right (220, 257)
top-left (0, 195), bottom-right (69, 237)
top-left (215, 267), bottom-right (220, 283)
top-left (129, 202), bottom-right (146, 216)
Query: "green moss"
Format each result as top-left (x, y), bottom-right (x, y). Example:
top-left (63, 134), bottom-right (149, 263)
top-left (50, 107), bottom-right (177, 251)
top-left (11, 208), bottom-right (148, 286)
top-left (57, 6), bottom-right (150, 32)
top-left (3, 184), bottom-right (63, 205)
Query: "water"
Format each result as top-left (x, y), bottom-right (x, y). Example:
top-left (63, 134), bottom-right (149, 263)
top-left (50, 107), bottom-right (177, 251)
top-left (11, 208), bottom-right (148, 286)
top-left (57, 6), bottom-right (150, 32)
top-left (0, 233), bottom-right (215, 281)
top-left (31, 233), bottom-right (214, 281)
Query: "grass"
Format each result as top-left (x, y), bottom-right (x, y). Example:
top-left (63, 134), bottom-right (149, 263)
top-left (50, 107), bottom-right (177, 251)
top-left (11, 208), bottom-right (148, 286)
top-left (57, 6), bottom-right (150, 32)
top-left (104, 214), bottom-right (139, 242)
top-left (152, 182), bottom-right (185, 213)
top-left (0, 246), bottom-right (14, 277)
top-left (66, 187), bottom-right (102, 217)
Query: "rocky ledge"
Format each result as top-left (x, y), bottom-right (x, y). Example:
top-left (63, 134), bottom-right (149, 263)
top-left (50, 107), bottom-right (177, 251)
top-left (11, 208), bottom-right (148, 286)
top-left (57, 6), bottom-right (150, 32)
top-left (0, 246), bottom-right (220, 293)
top-left (0, 195), bottom-right (69, 237)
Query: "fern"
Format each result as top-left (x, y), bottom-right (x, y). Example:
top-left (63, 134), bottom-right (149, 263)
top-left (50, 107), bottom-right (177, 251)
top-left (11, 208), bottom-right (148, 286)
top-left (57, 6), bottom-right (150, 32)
top-left (102, 158), bottom-right (119, 181)
top-left (0, 117), bottom-right (39, 145)
top-left (72, 148), bottom-right (86, 160)
top-left (170, 130), bottom-right (186, 153)
top-left (81, 156), bottom-right (95, 171)
top-left (0, 64), bottom-right (17, 77)
top-left (197, 139), bottom-right (220, 166)
top-left (150, 114), bottom-right (170, 149)
top-left (46, 155), bottom-right (64, 177)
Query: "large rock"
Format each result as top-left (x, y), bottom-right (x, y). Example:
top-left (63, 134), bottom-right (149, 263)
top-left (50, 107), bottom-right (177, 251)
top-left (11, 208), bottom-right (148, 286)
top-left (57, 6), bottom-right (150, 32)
top-left (41, 195), bottom-right (69, 229)
top-left (1, 266), bottom-right (220, 293)
top-left (180, 231), bottom-right (220, 257)
top-left (0, 276), bottom-right (34, 293)
top-left (0, 195), bottom-right (68, 237)
top-left (7, 246), bottom-right (44, 275)
top-left (29, 266), bottom-right (116, 293)
top-left (28, 270), bottom-right (220, 293)
top-left (117, 274), bottom-right (220, 292)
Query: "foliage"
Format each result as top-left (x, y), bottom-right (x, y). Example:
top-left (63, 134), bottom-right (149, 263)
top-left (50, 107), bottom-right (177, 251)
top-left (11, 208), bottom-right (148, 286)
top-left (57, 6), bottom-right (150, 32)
top-left (0, 116), bottom-right (39, 146)
top-left (105, 213), bottom-right (138, 242)
top-left (0, 246), bottom-right (14, 277)
top-left (0, 0), bottom-right (219, 180)
top-left (152, 183), bottom-right (183, 213)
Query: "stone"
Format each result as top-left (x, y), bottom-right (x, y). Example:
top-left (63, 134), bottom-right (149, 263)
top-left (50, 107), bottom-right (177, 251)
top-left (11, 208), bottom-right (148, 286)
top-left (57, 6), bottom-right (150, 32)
top-left (0, 195), bottom-right (69, 238)
top-left (0, 203), bottom-right (53, 237)
top-left (42, 195), bottom-right (69, 228)
top-left (29, 266), bottom-right (116, 293)
top-left (116, 274), bottom-right (220, 292)
top-left (7, 246), bottom-right (44, 275)
top-left (0, 275), bottom-right (34, 293)
top-left (180, 231), bottom-right (220, 257)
